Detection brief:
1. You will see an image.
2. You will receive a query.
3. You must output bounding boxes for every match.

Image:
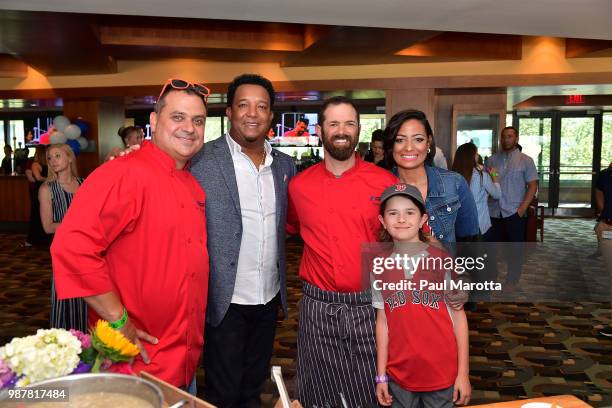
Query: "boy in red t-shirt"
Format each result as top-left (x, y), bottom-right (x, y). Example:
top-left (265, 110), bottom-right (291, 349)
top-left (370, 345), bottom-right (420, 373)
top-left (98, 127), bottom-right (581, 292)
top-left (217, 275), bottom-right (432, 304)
top-left (372, 183), bottom-right (471, 407)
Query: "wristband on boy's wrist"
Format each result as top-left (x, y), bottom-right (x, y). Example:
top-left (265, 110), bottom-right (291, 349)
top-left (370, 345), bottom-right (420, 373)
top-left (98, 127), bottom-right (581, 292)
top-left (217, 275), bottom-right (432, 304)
top-left (109, 308), bottom-right (128, 330)
top-left (375, 375), bottom-right (389, 384)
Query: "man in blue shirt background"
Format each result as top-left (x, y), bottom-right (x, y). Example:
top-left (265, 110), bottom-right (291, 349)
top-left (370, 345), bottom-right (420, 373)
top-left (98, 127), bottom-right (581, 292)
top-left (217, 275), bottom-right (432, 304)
top-left (486, 126), bottom-right (538, 291)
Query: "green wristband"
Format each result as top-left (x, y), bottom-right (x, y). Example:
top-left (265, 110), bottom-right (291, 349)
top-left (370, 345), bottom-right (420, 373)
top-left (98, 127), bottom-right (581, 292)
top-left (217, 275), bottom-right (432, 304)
top-left (109, 308), bottom-right (128, 330)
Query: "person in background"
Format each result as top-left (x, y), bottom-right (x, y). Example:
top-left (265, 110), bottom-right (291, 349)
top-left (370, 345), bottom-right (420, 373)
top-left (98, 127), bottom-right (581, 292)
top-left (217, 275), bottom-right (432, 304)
top-left (106, 126), bottom-right (145, 161)
top-left (366, 129), bottom-right (385, 165)
top-left (118, 125), bottom-right (145, 148)
top-left (591, 162), bottom-right (612, 259)
top-left (452, 142), bottom-right (501, 240)
top-left (1, 145), bottom-right (12, 175)
top-left (24, 145), bottom-right (51, 247)
top-left (594, 162), bottom-right (612, 337)
top-left (39, 143), bottom-right (86, 332)
top-left (453, 142), bottom-right (502, 301)
top-left (433, 146), bottom-right (449, 169)
top-left (486, 126), bottom-right (538, 291)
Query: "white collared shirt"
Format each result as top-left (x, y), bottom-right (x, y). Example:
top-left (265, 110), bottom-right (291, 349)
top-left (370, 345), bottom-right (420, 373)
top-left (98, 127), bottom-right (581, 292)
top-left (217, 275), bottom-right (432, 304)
top-left (226, 134), bottom-right (279, 305)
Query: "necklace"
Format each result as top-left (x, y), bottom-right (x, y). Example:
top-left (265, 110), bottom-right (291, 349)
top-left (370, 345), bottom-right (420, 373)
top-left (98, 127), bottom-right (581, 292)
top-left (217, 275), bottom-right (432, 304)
top-left (258, 150), bottom-right (266, 168)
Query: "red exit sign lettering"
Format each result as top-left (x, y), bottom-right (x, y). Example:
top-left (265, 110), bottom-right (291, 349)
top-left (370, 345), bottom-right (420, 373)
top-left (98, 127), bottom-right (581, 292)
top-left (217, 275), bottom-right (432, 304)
top-left (565, 95), bottom-right (585, 105)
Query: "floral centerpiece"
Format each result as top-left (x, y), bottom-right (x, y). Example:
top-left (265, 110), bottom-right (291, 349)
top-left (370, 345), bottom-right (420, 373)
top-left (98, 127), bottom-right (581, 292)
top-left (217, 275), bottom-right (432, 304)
top-left (0, 320), bottom-right (139, 389)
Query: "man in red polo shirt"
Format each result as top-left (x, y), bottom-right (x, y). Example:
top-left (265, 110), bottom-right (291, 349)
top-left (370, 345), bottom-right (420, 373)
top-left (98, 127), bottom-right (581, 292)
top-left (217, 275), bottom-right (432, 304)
top-left (287, 96), bottom-right (398, 407)
top-left (51, 80), bottom-right (210, 392)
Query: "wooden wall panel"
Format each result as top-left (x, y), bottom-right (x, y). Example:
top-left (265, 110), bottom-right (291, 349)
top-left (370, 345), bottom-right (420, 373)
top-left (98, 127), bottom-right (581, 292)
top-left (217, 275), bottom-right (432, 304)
top-left (0, 176), bottom-right (30, 222)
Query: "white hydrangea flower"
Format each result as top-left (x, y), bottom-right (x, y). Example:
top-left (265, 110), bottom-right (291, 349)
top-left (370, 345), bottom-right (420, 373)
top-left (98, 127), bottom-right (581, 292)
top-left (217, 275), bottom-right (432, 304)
top-left (0, 329), bottom-right (81, 386)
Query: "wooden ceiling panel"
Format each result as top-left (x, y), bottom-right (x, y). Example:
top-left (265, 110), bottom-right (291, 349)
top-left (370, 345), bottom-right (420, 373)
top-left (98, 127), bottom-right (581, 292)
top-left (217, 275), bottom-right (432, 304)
top-left (0, 11), bottom-right (116, 75)
top-left (281, 27), bottom-right (441, 67)
top-left (0, 54), bottom-right (28, 78)
top-left (396, 32), bottom-right (522, 60)
top-left (99, 22), bottom-right (305, 52)
top-left (566, 38), bottom-right (612, 58)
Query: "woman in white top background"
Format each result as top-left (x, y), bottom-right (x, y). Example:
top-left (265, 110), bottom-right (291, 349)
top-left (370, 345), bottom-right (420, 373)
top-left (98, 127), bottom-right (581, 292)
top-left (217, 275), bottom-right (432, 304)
top-left (452, 142), bottom-right (501, 241)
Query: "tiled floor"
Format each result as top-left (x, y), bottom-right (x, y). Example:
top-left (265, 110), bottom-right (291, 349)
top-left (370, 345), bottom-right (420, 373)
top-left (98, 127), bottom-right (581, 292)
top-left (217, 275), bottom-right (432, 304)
top-left (0, 218), bottom-right (610, 406)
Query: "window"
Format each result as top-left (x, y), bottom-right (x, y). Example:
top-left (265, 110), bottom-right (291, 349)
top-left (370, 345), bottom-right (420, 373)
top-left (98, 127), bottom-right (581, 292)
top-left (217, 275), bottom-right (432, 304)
top-left (9, 120), bottom-right (25, 148)
top-left (204, 117), bottom-right (224, 143)
top-left (603, 113), bottom-right (612, 170)
top-left (359, 114), bottom-right (385, 143)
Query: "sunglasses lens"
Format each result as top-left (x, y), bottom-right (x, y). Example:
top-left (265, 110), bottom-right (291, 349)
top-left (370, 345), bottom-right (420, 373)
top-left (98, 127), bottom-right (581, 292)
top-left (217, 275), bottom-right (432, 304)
top-left (171, 79), bottom-right (189, 89)
top-left (194, 85), bottom-right (209, 96)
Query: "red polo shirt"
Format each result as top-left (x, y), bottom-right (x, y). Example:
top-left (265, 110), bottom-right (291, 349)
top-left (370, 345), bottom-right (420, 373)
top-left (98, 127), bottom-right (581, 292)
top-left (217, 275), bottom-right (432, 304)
top-left (52, 141), bottom-right (209, 388)
top-left (287, 155), bottom-right (398, 292)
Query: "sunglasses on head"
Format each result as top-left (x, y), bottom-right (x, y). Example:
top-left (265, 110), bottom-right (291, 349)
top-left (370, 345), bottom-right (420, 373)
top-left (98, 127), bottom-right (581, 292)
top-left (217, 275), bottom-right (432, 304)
top-left (158, 79), bottom-right (210, 105)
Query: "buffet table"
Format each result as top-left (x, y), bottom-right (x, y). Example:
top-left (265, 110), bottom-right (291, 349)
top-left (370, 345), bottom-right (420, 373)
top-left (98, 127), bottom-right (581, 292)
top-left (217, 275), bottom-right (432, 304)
top-left (471, 395), bottom-right (591, 408)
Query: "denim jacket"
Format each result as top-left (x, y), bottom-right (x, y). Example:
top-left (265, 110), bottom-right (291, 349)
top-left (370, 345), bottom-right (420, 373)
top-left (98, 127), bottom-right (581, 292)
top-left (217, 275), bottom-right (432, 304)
top-left (392, 165), bottom-right (479, 245)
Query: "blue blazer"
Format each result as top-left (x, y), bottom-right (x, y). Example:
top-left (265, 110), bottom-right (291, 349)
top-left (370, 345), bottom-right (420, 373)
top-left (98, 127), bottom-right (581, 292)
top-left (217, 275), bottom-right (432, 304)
top-left (190, 136), bottom-right (296, 327)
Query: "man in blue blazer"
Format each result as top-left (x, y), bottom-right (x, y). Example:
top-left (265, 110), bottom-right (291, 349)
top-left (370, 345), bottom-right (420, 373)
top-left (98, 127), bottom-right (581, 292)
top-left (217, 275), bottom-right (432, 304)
top-left (190, 74), bottom-right (296, 407)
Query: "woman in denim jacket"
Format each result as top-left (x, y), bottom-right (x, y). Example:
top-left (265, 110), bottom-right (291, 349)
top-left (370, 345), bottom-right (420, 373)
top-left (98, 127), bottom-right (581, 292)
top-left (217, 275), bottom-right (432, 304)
top-left (381, 110), bottom-right (479, 246)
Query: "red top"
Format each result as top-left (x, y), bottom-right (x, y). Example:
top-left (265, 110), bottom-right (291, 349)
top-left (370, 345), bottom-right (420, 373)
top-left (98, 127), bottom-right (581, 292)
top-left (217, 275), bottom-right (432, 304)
top-left (372, 245), bottom-right (458, 392)
top-left (287, 155), bottom-right (398, 292)
top-left (51, 141), bottom-right (209, 388)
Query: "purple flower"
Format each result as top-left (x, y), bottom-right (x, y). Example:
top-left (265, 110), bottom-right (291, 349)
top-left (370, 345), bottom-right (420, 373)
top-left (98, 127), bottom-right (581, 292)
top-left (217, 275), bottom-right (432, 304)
top-left (0, 359), bottom-right (17, 389)
top-left (71, 361), bottom-right (92, 374)
top-left (69, 329), bottom-right (92, 349)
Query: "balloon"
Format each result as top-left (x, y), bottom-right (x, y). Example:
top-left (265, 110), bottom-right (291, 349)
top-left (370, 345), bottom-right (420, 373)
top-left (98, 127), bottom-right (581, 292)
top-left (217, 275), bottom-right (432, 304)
top-left (50, 130), bottom-right (67, 144)
top-left (66, 139), bottom-right (81, 156)
top-left (53, 115), bottom-right (70, 132)
top-left (64, 124), bottom-right (81, 140)
top-left (39, 132), bottom-right (50, 145)
top-left (77, 136), bottom-right (89, 151)
top-left (73, 119), bottom-right (90, 136)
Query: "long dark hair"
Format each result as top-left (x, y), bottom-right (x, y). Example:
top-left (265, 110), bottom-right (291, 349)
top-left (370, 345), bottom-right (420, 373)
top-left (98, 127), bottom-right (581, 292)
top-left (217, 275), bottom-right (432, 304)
top-left (117, 126), bottom-right (140, 147)
top-left (378, 196), bottom-right (428, 243)
top-left (381, 109), bottom-right (436, 169)
top-left (452, 142), bottom-right (479, 185)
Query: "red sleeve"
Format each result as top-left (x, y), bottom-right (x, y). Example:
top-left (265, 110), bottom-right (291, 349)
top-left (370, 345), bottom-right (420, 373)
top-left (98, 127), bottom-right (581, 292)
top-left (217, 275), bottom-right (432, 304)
top-left (286, 180), bottom-right (300, 235)
top-left (51, 161), bottom-right (143, 299)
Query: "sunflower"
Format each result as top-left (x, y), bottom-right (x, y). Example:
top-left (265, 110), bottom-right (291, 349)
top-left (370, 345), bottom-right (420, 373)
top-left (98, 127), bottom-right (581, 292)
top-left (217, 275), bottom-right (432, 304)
top-left (92, 320), bottom-right (139, 359)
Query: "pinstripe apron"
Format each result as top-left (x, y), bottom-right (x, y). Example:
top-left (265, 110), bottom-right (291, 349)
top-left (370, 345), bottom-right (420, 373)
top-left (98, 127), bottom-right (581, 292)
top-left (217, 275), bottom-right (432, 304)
top-left (297, 282), bottom-right (377, 408)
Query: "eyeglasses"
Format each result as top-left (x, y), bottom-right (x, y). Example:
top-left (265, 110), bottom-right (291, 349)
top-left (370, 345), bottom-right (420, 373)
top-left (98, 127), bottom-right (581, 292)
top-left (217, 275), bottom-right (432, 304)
top-left (158, 79), bottom-right (210, 105)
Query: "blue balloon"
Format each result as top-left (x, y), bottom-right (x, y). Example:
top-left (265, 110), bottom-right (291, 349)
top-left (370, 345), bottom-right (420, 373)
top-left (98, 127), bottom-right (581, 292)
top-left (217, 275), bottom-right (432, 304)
top-left (73, 119), bottom-right (90, 137)
top-left (67, 139), bottom-right (81, 156)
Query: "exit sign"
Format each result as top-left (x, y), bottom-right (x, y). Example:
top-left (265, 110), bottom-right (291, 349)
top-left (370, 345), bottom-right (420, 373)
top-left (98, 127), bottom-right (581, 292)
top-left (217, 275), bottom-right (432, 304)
top-left (565, 95), bottom-right (585, 105)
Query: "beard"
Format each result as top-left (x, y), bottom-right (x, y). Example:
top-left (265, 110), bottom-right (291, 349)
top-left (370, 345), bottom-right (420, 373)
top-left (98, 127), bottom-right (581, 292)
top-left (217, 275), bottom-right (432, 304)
top-left (321, 132), bottom-right (358, 161)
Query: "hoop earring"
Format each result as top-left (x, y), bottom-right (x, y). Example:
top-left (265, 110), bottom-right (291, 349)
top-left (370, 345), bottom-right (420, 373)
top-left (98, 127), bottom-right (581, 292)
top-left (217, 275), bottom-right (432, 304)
top-left (427, 148), bottom-right (431, 154)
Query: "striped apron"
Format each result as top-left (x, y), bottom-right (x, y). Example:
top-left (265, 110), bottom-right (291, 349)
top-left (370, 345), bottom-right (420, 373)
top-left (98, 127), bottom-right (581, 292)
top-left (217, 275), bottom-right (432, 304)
top-left (297, 282), bottom-right (377, 408)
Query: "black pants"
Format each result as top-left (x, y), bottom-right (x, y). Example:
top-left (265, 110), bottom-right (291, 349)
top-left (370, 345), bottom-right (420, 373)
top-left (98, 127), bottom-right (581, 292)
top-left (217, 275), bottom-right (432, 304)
top-left (203, 294), bottom-right (279, 408)
top-left (490, 213), bottom-right (527, 284)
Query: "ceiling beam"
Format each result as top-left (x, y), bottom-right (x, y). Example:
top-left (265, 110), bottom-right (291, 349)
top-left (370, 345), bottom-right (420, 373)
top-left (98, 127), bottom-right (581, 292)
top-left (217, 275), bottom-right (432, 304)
top-left (565, 38), bottom-right (612, 58)
top-left (281, 27), bottom-right (441, 67)
top-left (396, 33), bottom-right (522, 60)
top-left (0, 54), bottom-right (28, 78)
top-left (98, 22), bottom-right (305, 52)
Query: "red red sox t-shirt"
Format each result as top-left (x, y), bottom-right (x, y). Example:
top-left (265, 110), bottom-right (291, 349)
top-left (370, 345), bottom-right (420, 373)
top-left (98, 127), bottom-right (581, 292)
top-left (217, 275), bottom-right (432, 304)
top-left (372, 245), bottom-right (458, 392)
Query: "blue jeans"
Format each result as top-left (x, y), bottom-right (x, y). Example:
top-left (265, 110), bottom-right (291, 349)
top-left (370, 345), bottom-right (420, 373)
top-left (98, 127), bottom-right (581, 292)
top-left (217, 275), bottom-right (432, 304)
top-left (183, 376), bottom-right (197, 396)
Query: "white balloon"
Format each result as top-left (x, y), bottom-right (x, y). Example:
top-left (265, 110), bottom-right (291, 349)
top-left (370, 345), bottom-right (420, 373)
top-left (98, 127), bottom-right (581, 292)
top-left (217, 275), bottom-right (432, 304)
top-left (77, 136), bottom-right (89, 150)
top-left (64, 124), bottom-right (81, 140)
top-left (53, 115), bottom-right (70, 132)
top-left (50, 131), bottom-right (67, 144)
